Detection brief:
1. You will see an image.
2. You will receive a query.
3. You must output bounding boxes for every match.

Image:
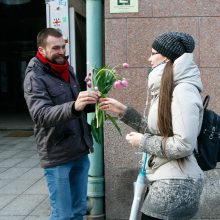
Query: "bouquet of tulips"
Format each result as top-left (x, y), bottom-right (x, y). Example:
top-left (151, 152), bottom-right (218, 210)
top-left (85, 63), bottom-right (129, 144)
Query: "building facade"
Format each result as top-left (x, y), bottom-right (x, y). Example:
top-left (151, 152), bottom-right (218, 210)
top-left (0, 0), bottom-right (219, 219)
top-left (104, 0), bottom-right (220, 219)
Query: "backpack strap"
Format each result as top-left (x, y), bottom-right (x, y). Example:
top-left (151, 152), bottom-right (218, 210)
top-left (203, 95), bottom-right (210, 110)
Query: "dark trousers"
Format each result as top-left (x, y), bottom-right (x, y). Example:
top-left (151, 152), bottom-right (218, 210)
top-left (141, 213), bottom-right (161, 220)
top-left (141, 186), bottom-right (161, 220)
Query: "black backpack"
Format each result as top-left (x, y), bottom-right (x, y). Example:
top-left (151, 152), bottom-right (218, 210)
top-left (195, 95), bottom-right (220, 171)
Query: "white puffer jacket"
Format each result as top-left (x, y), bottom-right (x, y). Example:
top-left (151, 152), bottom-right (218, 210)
top-left (122, 53), bottom-right (204, 181)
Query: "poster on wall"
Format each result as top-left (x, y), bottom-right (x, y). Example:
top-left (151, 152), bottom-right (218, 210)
top-left (110, 0), bottom-right (138, 13)
top-left (45, 0), bottom-right (76, 69)
top-left (46, 0), bottom-right (70, 57)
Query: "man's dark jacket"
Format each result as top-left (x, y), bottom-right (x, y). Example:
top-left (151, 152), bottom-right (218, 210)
top-left (24, 57), bottom-right (93, 168)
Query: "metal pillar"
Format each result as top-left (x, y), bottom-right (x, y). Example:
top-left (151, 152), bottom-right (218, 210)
top-left (86, 0), bottom-right (105, 219)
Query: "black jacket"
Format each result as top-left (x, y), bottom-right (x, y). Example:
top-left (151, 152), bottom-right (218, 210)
top-left (24, 57), bottom-right (94, 168)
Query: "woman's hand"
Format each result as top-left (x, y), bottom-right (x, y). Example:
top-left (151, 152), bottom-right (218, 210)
top-left (126, 132), bottom-right (143, 147)
top-left (99, 98), bottom-right (127, 116)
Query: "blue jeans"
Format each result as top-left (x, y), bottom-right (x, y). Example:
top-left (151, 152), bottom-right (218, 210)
top-left (44, 155), bottom-right (90, 220)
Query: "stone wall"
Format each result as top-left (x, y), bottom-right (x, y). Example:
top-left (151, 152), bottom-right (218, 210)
top-left (104, 0), bottom-right (220, 219)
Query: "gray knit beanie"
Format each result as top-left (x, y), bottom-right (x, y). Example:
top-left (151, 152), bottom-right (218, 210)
top-left (152, 32), bottom-right (195, 61)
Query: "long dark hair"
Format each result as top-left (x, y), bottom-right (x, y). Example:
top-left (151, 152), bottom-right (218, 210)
top-left (157, 61), bottom-right (174, 143)
top-left (157, 61), bottom-right (185, 165)
top-left (157, 61), bottom-right (174, 156)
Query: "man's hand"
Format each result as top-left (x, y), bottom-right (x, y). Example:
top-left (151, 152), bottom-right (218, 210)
top-left (74, 91), bottom-right (99, 111)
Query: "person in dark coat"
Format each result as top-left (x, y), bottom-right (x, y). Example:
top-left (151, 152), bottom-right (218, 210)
top-left (23, 28), bottom-right (99, 220)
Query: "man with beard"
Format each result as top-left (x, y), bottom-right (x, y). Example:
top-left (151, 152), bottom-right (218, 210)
top-left (23, 28), bottom-right (99, 220)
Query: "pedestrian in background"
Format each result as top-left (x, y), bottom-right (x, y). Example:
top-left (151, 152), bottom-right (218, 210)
top-left (24, 28), bottom-right (99, 220)
top-left (99, 32), bottom-right (204, 220)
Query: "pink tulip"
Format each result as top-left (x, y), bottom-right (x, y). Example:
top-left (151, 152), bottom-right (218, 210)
top-left (87, 81), bottom-right (92, 88)
top-left (113, 81), bottom-right (122, 89)
top-left (122, 63), bottom-right (129, 68)
top-left (84, 76), bottom-right (89, 82)
top-left (121, 79), bottom-right (128, 87)
top-left (88, 70), bottom-right (92, 76)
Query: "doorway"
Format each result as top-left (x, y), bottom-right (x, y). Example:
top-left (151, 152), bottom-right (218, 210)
top-left (0, 1), bottom-right (46, 114)
top-left (0, 1), bottom-right (87, 130)
top-left (74, 12), bottom-right (86, 91)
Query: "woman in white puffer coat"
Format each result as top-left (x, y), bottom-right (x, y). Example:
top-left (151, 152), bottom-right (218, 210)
top-left (99, 32), bottom-right (204, 220)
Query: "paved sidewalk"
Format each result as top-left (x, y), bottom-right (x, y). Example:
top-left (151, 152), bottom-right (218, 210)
top-left (0, 113), bottom-right (219, 220)
top-left (0, 130), bottom-right (50, 220)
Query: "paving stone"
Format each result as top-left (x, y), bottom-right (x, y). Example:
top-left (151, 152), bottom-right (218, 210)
top-left (0, 158), bottom-right (25, 168)
top-left (0, 216), bottom-right (25, 220)
top-left (2, 139), bottom-right (24, 146)
top-left (19, 168), bottom-right (44, 180)
top-left (29, 198), bottom-right (50, 216)
top-left (30, 154), bottom-right (39, 159)
top-left (0, 168), bottom-right (30, 180)
top-left (24, 178), bottom-right (47, 195)
top-left (12, 150), bottom-right (37, 159)
top-left (0, 194), bottom-right (17, 209)
top-left (0, 194), bottom-right (47, 216)
top-left (0, 179), bottom-right (11, 189)
top-left (23, 139), bottom-right (36, 145)
top-left (11, 143), bottom-right (36, 151)
top-left (0, 178), bottom-right (38, 195)
top-left (15, 158), bottom-right (40, 168)
top-left (0, 145), bottom-right (20, 152)
top-left (0, 151), bottom-right (21, 159)
top-left (0, 167), bottom-right (8, 173)
top-left (24, 216), bottom-right (48, 220)
top-left (0, 139), bottom-right (13, 146)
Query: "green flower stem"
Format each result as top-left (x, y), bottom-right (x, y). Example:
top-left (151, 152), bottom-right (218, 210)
top-left (89, 65), bottom-right (125, 144)
top-left (102, 110), bottom-right (105, 122)
top-left (96, 68), bottom-right (112, 74)
top-left (95, 103), bottom-right (99, 128)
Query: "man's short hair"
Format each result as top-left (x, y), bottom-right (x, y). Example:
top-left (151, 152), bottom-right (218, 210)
top-left (37, 28), bottom-right (63, 48)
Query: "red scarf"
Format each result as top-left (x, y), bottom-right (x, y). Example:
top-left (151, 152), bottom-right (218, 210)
top-left (36, 51), bottom-right (69, 82)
